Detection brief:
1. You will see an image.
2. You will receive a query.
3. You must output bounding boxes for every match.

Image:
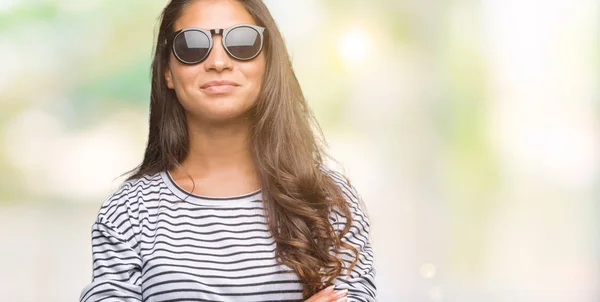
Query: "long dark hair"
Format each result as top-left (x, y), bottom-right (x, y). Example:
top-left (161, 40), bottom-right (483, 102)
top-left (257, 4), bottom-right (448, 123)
top-left (125, 0), bottom-right (359, 297)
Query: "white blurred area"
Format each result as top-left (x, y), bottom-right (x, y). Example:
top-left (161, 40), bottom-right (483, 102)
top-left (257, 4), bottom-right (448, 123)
top-left (2, 109), bottom-right (146, 200)
top-left (480, 1), bottom-right (599, 301)
top-left (0, 0), bottom-right (598, 301)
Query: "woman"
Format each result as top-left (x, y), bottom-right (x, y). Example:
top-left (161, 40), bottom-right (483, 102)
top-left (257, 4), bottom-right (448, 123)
top-left (79, 0), bottom-right (376, 301)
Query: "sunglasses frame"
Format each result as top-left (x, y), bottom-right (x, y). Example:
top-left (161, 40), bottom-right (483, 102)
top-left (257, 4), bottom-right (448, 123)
top-left (168, 23), bottom-right (265, 65)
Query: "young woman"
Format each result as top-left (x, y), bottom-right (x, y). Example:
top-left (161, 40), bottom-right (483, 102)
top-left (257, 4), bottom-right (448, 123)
top-left (79, 0), bottom-right (376, 301)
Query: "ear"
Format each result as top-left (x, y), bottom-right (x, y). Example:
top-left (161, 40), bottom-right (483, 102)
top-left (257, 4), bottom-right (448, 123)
top-left (164, 67), bottom-right (174, 89)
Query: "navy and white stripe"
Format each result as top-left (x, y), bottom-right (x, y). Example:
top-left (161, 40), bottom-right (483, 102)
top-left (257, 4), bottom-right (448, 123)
top-left (80, 169), bottom-right (376, 302)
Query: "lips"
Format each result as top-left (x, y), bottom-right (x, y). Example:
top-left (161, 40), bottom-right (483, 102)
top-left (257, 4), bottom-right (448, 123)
top-left (200, 80), bottom-right (240, 89)
top-left (200, 80), bottom-right (240, 94)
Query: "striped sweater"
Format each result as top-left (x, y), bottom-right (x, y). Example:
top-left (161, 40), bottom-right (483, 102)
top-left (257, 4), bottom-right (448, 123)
top-left (80, 169), bottom-right (376, 301)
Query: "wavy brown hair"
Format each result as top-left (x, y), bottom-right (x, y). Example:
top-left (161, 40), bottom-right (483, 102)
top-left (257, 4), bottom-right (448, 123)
top-left (124, 0), bottom-right (359, 297)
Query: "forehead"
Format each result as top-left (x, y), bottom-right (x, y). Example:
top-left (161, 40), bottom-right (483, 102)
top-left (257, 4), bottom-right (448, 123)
top-left (174, 0), bottom-right (257, 31)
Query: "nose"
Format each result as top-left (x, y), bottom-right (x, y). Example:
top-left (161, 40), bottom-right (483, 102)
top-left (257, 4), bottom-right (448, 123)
top-left (203, 35), bottom-right (233, 72)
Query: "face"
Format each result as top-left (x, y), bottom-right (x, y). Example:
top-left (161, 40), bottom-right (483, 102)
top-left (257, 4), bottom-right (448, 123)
top-left (165, 0), bottom-right (265, 124)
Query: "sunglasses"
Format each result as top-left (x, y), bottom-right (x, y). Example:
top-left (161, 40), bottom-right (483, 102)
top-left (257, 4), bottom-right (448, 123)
top-left (168, 24), bottom-right (265, 65)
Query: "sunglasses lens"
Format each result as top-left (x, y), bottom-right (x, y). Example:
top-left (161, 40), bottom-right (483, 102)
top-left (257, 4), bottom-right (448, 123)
top-left (173, 30), bottom-right (210, 63)
top-left (225, 26), bottom-right (262, 60)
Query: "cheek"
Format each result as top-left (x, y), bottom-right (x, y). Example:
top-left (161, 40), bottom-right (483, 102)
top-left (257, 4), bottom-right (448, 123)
top-left (244, 58), bottom-right (266, 92)
top-left (168, 56), bottom-right (199, 87)
top-left (172, 68), bottom-right (198, 87)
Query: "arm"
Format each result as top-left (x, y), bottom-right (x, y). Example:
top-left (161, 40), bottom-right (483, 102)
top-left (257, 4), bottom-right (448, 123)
top-left (80, 182), bottom-right (143, 302)
top-left (329, 171), bottom-right (377, 301)
top-left (79, 217), bottom-right (142, 302)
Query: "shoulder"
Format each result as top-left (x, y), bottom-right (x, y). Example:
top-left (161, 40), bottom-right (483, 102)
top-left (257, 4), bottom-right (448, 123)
top-left (96, 171), bottom-right (163, 224)
top-left (321, 166), bottom-right (361, 206)
top-left (321, 166), bottom-right (370, 226)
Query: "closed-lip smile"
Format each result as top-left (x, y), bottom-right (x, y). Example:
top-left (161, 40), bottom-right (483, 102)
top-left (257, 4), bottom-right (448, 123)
top-left (200, 80), bottom-right (240, 94)
top-left (200, 80), bottom-right (240, 89)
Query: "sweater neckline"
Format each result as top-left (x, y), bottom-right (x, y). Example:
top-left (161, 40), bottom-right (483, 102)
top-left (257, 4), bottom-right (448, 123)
top-left (159, 171), bottom-right (262, 206)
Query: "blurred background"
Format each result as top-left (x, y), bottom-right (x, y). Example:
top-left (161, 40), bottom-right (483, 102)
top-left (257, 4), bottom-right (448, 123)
top-left (0, 0), bottom-right (598, 301)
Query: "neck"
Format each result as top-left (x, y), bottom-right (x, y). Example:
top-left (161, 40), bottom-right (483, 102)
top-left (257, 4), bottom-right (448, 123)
top-left (178, 115), bottom-right (257, 178)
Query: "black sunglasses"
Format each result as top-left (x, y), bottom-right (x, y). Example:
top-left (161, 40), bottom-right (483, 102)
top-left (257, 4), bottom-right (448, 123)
top-left (167, 23), bottom-right (265, 65)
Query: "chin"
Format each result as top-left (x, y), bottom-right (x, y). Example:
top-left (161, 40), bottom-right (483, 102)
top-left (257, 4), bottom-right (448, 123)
top-left (182, 92), bottom-right (257, 123)
top-left (196, 106), bottom-right (252, 124)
